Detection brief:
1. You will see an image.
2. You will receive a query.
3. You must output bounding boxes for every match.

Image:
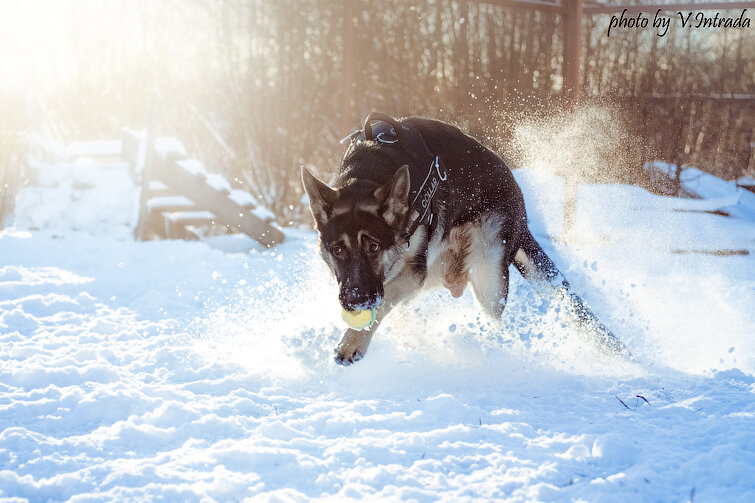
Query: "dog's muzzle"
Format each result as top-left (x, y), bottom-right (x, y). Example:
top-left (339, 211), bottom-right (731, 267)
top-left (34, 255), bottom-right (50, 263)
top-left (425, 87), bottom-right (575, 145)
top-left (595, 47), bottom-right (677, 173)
top-left (339, 286), bottom-right (383, 311)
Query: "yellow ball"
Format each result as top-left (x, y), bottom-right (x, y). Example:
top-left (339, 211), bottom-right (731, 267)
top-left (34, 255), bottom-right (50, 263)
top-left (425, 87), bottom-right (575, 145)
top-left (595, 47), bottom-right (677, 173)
top-left (341, 308), bottom-right (376, 330)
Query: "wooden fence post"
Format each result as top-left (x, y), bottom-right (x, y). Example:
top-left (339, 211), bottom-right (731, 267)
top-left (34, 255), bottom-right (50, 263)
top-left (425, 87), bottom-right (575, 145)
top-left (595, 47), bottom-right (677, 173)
top-left (339, 0), bottom-right (355, 136)
top-left (563, 0), bottom-right (583, 104)
top-left (562, 0), bottom-right (583, 241)
top-left (134, 94), bottom-right (160, 241)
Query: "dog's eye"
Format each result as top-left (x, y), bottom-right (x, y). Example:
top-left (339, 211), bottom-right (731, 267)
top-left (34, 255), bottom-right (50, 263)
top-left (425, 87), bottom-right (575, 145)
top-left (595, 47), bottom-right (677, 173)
top-left (331, 243), bottom-right (345, 258)
top-left (366, 241), bottom-right (381, 254)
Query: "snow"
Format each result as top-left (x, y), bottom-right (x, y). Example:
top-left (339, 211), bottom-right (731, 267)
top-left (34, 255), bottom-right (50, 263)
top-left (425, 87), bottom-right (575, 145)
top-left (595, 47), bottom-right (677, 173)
top-left (65, 139), bottom-right (122, 160)
top-left (1, 164), bottom-right (754, 501)
top-left (205, 173), bottom-right (232, 194)
top-left (251, 205), bottom-right (276, 222)
top-left (167, 211), bottom-right (216, 223)
top-left (147, 196), bottom-right (195, 212)
top-left (175, 159), bottom-right (207, 177)
top-left (155, 138), bottom-right (188, 159)
top-left (13, 158), bottom-right (138, 240)
top-left (148, 180), bottom-right (169, 192)
top-left (229, 189), bottom-right (257, 208)
top-left (737, 175), bottom-right (755, 188)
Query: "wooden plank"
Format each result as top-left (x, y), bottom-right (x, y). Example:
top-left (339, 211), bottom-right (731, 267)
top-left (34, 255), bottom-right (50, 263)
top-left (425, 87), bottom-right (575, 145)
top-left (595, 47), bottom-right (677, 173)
top-left (166, 211), bottom-right (216, 226)
top-left (474, 0), bottom-right (566, 13)
top-left (147, 196), bottom-right (197, 213)
top-left (146, 180), bottom-right (174, 198)
top-left (644, 93), bottom-right (755, 103)
top-left (584, 2), bottom-right (755, 14)
top-left (165, 216), bottom-right (202, 241)
top-left (74, 154), bottom-right (125, 163)
top-left (155, 152), bottom-right (285, 247)
top-left (672, 248), bottom-right (749, 256)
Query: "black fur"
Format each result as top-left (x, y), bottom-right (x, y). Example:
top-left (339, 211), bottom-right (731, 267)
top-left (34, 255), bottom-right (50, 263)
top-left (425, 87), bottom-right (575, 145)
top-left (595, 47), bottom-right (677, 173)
top-left (340, 117), bottom-right (527, 259)
top-left (336, 116), bottom-right (528, 310)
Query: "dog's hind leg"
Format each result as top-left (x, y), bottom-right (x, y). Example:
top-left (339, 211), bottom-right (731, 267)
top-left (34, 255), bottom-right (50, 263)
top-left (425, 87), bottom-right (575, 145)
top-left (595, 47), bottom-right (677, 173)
top-left (468, 215), bottom-right (510, 319)
top-left (470, 265), bottom-right (509, 319)
top-left (513, 229), bottom-right (629, 356)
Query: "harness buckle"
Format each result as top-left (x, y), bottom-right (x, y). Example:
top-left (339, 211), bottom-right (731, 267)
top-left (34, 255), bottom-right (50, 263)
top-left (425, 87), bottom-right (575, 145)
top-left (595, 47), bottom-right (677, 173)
top-left (434, 156), bottom-right (447, 181)
top-left (339, 129), bottom-right (362, 145)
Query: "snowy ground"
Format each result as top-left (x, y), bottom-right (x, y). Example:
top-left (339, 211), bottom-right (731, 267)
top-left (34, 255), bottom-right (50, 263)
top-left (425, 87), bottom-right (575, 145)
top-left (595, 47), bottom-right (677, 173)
top-left (1, 160), bottom-right (754, 501)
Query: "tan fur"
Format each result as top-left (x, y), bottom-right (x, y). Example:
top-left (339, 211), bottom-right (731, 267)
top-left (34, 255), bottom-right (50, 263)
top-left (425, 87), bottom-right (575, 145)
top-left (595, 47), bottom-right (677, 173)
top-left (301, 167), bottom-right (337, 225)
top-left (330, 201), bottom-right (351, 218)
top-left (375, 166), bottom-right (410, 227)
top-left (382, 201), bottom-right (407, 227)
top-left (330, 199), bottom-right (381, 218)
top-left (440, 224), bottom-right (472, 298)
top-left (423, 212), bottom-right (506, 316)
top-left (381, 225), bottom-right (426, 284)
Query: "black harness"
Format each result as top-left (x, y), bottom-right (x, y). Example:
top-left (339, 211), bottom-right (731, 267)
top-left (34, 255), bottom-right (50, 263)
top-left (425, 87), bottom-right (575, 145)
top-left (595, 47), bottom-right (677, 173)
top-left (341, 112), bottom-right (447, 243)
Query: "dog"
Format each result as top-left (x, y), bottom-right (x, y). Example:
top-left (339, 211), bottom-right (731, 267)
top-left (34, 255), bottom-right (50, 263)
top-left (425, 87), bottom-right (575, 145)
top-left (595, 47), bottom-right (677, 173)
top-left (302, 112), bottom-right (627, 365)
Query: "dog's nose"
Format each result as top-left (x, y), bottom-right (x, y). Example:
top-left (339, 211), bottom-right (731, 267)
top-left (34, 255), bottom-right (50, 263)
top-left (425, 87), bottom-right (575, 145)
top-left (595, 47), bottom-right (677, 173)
top-left (339, 288), bottom-right (381, 311)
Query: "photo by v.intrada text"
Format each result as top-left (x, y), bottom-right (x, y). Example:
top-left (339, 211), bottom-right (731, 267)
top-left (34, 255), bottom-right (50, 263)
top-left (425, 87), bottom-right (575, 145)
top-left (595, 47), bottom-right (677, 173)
top-left (607, 8), bottom-right (751, 37)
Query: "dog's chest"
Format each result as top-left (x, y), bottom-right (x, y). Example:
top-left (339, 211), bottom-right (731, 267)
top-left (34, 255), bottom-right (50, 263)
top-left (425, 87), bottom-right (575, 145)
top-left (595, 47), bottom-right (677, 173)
top-left (423, 213), bottom-right (505, 295)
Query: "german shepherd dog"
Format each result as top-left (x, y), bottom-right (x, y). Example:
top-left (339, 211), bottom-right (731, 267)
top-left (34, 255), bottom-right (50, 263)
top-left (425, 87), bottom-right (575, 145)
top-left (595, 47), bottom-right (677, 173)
top-left (302, 113), bottom-right (627, 365)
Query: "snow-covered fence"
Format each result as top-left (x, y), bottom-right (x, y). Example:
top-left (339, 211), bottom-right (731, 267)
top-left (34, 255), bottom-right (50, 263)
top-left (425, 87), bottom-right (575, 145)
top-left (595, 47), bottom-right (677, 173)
top-left (643, 161), bottom-right (755, 225)
top-left (124, 129), bottom-right (285, 247)
top-left (738, 175), bottom-right (755, 195)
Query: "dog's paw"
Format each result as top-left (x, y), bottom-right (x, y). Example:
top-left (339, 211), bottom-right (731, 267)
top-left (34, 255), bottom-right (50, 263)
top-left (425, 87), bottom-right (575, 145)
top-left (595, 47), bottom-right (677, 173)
top-left (334, 329), bottom-right (370, 366)
top-left (334, 349), bottom-right (363, 366)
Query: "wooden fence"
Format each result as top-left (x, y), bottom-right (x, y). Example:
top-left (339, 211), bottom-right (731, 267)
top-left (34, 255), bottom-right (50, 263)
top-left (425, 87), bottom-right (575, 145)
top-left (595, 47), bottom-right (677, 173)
top-left (124, 129), bottom-right (285, 247)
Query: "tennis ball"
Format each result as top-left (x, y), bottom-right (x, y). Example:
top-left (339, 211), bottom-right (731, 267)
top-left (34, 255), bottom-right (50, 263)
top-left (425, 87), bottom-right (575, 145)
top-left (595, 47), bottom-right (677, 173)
top-left (341, 308), bottom-right (376, 330)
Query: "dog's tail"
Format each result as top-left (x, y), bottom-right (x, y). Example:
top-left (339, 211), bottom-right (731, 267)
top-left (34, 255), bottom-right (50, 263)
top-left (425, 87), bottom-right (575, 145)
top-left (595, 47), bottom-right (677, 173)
top-left (513, 229), bottom-right (629, 356)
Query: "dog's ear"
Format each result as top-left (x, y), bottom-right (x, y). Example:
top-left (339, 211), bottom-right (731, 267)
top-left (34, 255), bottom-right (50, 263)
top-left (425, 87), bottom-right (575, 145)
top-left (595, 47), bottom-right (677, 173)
top-left (374, 165), bottom-right (410, 227)
top-left (301, 166), bottom-right (337, 226)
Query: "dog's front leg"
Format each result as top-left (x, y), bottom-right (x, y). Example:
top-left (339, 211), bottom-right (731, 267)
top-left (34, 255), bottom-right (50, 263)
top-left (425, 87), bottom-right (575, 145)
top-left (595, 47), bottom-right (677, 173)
top-left (334, 269), bottom-right (421, 365)
top-left (334, 325), bottom-right (380, 366)
top-left (334, 298), bottom-right (399, 365)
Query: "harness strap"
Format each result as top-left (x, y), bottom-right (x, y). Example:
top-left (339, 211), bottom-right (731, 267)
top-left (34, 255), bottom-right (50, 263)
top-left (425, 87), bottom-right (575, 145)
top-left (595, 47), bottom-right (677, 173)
top-left (343, 112), bottom-right (447, 244)
top-left (401, 154), bottom-right (447, 242)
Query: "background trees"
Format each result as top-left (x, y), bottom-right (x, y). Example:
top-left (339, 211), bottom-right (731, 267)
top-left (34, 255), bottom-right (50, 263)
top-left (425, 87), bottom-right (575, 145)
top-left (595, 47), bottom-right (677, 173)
top-left (1, 0), bottom-right (752, 221)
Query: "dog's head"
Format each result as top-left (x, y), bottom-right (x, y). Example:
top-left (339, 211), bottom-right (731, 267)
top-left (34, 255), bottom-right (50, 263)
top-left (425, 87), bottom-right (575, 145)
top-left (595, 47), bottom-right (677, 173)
top-left (301, 165), bottom-right (411, 311)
